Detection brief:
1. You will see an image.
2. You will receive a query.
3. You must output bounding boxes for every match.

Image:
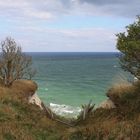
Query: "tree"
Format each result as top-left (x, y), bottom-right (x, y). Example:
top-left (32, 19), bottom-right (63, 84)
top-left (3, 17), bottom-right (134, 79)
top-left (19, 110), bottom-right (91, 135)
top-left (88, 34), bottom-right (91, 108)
top-left (0, 37), bottom-right (36, 86)
top-left (116, 16), bottom-right (140, 79)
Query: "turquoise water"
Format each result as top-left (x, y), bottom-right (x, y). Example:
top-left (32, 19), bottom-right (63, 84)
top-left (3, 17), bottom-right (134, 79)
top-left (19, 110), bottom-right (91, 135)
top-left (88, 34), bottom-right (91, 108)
top-left (30, 52), bottom-right (128, 110)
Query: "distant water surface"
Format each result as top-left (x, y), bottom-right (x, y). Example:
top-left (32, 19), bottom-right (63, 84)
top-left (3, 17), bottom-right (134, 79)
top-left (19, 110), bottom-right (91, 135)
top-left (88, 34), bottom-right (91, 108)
top-left (28, 52), bottom-right (131, 117)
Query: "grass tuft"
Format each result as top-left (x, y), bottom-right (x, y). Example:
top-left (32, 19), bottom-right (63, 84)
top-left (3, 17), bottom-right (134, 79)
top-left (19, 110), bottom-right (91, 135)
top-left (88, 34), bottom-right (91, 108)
top-left (0, 79), bottom-right (140, 139)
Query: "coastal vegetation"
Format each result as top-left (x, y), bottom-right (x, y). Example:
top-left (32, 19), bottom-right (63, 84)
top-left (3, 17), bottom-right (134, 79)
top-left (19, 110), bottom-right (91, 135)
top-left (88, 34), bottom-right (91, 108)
top-left (0, 17), bottom-right (140, 139)
top-left (0, 37), bottom-right (35, 86)
top-left (116, 16), bottom-right (140, 79)
top-left (0, 77), bottom-right (139, 139)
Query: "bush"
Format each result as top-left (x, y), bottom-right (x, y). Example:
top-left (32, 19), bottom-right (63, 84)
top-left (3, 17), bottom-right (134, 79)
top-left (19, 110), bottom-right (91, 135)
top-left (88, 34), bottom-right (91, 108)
top-left (107, 81), bottom-right (140, 119)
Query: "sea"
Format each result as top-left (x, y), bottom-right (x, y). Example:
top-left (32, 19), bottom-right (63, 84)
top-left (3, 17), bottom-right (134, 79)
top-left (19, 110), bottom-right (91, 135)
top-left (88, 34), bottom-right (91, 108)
top-left (29, 52), bottom-right (132, 117)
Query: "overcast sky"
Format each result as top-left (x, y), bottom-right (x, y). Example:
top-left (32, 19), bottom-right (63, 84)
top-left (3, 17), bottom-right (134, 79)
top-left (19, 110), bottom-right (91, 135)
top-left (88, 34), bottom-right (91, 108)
top-left (0, 0), bottom-right (139, 52)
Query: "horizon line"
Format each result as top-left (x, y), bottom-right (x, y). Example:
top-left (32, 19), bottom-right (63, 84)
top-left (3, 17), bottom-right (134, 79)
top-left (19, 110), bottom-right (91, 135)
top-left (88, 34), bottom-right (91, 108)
top-left (24, 51), bottom-right (120, 53)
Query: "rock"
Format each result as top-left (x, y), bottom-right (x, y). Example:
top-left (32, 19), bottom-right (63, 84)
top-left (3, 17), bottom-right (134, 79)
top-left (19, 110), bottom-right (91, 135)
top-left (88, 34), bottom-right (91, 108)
top-left (28, 92), bottom-right (43, 110)
top-left (98, 99), bottom-right (116, 109)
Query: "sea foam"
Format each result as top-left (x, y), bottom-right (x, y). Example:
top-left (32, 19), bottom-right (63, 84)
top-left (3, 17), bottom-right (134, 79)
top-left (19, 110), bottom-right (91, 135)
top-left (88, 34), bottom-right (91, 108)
top-left (50, 103), bottom-right (81, 118)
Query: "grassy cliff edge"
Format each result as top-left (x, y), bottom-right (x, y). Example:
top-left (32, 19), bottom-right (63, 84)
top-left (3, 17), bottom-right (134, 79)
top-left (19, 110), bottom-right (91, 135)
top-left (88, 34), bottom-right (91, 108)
top-left (0, 80), bottom-right (140, 140)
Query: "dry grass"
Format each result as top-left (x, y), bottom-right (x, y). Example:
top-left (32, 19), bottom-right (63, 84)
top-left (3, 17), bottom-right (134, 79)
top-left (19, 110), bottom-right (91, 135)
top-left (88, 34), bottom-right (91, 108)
top-left (62, 110), bottom-right (140, 140)
top-left (0, 80), bottom-right (66, 140)
top-left (62, 81), bottom-right (140, 140)
top-left (107, 82), bottom-right (134, 100)
top-left (0, 79), bottom-right (140, 139)
top-left (11, 79), bottom-right (38, 92)
top-left (11, 80), bottom-right (38, 97)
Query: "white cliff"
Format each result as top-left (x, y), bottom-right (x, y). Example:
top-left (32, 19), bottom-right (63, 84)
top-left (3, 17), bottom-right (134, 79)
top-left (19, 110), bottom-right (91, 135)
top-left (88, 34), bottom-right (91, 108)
top-left (98, 98), bottom-right (116, 109)
top-left (28, 92), bottom-right (43, 110)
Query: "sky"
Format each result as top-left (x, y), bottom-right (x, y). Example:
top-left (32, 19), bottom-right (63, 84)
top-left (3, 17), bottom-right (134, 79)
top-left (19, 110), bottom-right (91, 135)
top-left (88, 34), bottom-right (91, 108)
top-left (0, 0), bottom-right (139, 52)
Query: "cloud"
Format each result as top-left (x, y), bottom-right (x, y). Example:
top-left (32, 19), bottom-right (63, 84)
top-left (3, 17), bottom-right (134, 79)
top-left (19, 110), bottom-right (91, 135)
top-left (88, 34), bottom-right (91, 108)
top-left (0, 0), bottom-right (54, 20)
top-left (78, 0), bottom-right (140, 17)
top-left (0, 0), bottom-right (139, 21)
top-left (0, 0), bottom-right (77, 21)
top-left (12, 25), bottom-right (117, 52)
top-left (0, 0), bottom-right (139, 52)
top-left (79, 0), bottom-right (126, 5)
top-left (24, 9), bottom-right (53, 20)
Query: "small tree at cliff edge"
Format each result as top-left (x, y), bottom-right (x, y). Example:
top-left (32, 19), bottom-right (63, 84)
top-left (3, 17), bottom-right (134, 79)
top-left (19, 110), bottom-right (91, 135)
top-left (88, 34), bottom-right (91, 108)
top-left (116, 16), bottom-right (140, 80)
top-left (0, 37), bottom-right (36, 86)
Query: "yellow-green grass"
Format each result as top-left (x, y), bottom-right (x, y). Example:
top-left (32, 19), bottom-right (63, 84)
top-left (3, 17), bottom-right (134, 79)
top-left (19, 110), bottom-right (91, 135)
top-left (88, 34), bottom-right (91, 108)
top-left (0, 80), bottom-right (140, 140)
top-left (0, 80), bottom-right (67, 140)
top-left (62, 81), bottom-right (140, 140)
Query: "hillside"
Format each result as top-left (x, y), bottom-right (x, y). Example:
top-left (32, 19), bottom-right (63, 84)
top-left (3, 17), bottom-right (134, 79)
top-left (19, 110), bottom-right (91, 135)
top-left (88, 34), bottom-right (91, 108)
top-left (0, 80), bottom-right (139, 140)
top-left (0, 80), bottom-right (67, 140)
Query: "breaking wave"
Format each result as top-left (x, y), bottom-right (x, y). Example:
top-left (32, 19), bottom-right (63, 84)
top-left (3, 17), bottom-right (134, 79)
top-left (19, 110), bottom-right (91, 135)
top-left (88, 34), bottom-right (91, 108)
top-left (50, 103), bottom-right (81, 118)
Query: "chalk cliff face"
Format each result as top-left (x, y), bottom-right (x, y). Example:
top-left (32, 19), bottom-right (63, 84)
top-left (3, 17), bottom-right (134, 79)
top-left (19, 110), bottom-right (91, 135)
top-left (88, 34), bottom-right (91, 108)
top-left (98, 99), bottom-right (116, 109)
top-left (28, 93), bottom-right (43, 110)
top-left (12, 80), bottom-right (116, 114)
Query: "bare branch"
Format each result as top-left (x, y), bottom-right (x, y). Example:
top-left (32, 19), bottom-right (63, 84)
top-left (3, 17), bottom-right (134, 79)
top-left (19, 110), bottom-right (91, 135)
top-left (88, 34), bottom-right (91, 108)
top-left (0, 37), bottom-right (36, 86)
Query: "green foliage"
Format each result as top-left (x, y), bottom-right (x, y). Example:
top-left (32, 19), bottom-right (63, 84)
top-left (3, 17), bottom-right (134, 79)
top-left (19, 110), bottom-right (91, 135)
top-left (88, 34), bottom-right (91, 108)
top-left (116, 16), bottom-right (140, 79)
